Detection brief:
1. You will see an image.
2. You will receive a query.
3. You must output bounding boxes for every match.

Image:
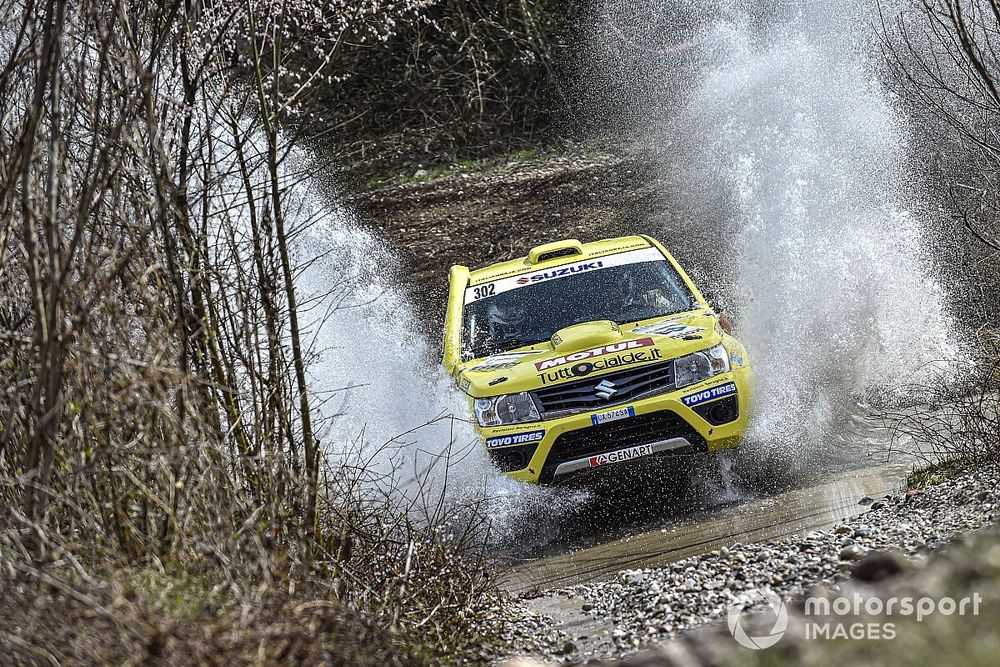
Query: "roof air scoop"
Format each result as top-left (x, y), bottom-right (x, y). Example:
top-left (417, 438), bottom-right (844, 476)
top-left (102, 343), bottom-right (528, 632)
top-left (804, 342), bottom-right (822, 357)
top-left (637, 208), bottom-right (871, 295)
top-left (528, 239), bottom-right (584, 265)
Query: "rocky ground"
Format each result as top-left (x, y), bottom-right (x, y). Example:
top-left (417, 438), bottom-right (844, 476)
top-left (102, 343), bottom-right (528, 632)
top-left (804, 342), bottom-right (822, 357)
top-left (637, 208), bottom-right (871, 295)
top-left (491, 464), bottom-right (998, 665)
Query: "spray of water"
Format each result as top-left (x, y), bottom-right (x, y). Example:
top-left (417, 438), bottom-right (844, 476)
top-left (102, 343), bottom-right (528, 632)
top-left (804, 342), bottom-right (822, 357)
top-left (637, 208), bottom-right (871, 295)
top-left (203, 0), bottom-right (965, 544)
top-left (267, 146), bottom-right (585, 537)
top-left (189, 117), bottom-right (477, 507)
top-left (291, 1), bottom-right (961, 526)
top-left (677, 3), bottom-right (960, 461)
top-left (578, 0), bottom-right (961, 474)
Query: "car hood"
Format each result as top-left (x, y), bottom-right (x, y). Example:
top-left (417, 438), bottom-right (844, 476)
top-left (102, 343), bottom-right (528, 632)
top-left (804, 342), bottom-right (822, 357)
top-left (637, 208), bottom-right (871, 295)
top-left (456, 310), bottom-right (723, 397)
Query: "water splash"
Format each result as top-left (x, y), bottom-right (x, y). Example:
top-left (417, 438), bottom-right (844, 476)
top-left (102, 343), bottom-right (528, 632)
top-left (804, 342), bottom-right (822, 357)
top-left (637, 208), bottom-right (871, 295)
top-left (290, 0), bottom-right (961, 530)
top-left (580, 0), bottom-right (961, 468)
top-left (274, 146), bottom-right (588, 534)
top-left (281, 167), bottom-right (482, 493)
top-left (233, 1), bottom-right (961, 533)
top-left (678, 3), bottom-right (960, 459)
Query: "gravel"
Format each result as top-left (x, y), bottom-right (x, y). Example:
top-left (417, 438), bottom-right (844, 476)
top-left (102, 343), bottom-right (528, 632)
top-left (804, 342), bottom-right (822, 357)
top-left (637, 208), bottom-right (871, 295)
top-left (494, 464), bottom-right (998, 664)
top-left (451, 599), bottom-right (564, 665)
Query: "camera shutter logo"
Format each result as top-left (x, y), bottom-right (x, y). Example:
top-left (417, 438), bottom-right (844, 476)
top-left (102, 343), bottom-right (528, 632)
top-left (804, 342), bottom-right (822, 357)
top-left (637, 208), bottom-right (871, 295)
top-left (727, 589), bottom-right (788, 650)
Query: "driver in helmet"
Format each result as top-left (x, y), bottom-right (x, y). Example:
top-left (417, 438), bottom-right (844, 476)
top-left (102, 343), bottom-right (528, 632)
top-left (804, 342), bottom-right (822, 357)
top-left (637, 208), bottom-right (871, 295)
top-left (605, 266), bottom-right (676, 317)
top-left (487, 297), bottom-right (528, 340)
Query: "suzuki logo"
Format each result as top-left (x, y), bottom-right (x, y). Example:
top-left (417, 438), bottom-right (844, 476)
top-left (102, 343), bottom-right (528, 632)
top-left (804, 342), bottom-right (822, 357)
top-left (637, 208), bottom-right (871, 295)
top-left (595, 379), bottom-right (617, 400)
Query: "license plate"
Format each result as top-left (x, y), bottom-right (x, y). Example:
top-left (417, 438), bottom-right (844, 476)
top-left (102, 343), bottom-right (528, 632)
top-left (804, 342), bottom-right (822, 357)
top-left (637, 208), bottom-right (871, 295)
top-left (588, 443), bottom-right (655, 468)
top-left (591, 405), bottom-right (635, 425)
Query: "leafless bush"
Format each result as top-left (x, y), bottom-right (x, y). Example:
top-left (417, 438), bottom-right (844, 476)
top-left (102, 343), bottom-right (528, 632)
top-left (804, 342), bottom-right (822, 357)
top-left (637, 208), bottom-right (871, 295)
top-left (0, 571), bottom-right (429, 665)
top-left (297, 0), bottom-right (583, 173)
top-left (875, 2), bottom-right (1000, 464)
top-left (878, 1), bottom-right (1000, 317)
top-left (881, 334), bottom-right (1000, 465)
top-left (0, 0), bottom-right (495, 661)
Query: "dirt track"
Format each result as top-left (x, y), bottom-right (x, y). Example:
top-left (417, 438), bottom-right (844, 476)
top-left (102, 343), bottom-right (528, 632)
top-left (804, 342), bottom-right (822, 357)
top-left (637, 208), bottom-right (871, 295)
top-left (503, 464), bottom-right (910, 593)
top-left (344, 143), bottom-right (726, 324)
top-left (346, 148), bottom-right (646, 293)
top-left (342, 141), bottom-right (991, 595)
top-left (345, 139), bottom-right (998, 341)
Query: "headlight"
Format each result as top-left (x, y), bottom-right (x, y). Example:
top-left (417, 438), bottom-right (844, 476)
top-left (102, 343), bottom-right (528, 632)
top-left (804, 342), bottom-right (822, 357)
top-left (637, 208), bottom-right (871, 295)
top-left (674, 344), bottom-right (730, 389)
top-left (474, 393), bottom-right (540, 427)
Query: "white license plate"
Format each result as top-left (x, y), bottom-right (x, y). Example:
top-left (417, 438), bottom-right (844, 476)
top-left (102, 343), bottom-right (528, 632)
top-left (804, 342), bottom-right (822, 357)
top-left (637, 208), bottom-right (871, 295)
top-left (588, 443), bottom-right (655, 468)
top-left (591, 405), bottom-right (635, 425)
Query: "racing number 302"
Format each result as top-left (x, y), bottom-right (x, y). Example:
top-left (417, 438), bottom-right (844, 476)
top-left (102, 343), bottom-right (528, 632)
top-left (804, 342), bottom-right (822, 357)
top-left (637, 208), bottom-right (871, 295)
top-left (472, 283), bottom-right (496, 300)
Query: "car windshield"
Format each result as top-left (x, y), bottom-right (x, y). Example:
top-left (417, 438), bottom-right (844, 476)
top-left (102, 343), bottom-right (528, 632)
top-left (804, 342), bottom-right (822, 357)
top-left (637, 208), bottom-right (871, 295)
top-left (462, 250), bottom-right (698, 359)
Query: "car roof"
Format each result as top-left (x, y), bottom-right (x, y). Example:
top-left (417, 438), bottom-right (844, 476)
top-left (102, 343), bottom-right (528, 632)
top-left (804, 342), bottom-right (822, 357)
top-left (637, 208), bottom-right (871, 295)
top-left (466, 235), bottom-right (658, 286)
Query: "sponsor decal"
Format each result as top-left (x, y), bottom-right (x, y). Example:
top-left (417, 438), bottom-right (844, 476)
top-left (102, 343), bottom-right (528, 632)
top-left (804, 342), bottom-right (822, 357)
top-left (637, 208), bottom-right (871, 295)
top-left (535, 338), bottom-right (655, 371)
top-left (471, 360), bottom-right (520, 372)
top-left (485, 429), bottom-right (545, 449)
top-left (469, 350), bottom-right (542, 373)
top-left (633, 321), bottom-right (705, 339)
top-left (588, 442), bottom-right (654, 468)
top-left (458, 377), bottom-right (471, 392)
top-left (463, 247), bottom-right (666, 304)
top-left (489, 424), bottom-right (535, 434)
top-left (591, 405), bottom-right (635, 426)
top-left (469, 283), bottom-right (496, 300)
top-left (515, 261), bottom-right (604, 285)
top-left (730, 353), bottom-right (744, 367)
top-left (488, 376), bottom-right (508, 386)
top-left (537, 348), bottom-right (663, 385)
top-left (681, 381), bottom-right (738, 407)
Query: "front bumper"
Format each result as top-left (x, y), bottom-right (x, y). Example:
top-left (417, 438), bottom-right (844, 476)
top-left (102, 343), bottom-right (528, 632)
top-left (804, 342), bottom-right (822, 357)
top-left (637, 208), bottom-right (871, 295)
top-left (480, 372), bottom-right (750, 484)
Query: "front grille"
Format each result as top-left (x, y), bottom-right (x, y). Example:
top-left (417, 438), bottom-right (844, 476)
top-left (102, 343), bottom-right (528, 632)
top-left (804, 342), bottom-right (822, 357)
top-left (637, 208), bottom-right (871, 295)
top-left (539, 410), bottom-right (706, 483)
top-left (531, 360), bottom-right (675, 417)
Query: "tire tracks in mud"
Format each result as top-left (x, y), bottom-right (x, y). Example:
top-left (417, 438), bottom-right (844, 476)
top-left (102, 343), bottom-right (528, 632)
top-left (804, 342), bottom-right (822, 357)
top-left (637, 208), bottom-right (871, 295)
top-left (503, 464), bottom-right (910, 593)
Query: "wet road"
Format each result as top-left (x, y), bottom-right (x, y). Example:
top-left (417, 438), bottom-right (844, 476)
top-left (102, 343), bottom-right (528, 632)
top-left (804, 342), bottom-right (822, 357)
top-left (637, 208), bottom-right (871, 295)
top-left (500, 462), bottom-right (910, 593)
top-left (487, 401), bottom-right (921, 593)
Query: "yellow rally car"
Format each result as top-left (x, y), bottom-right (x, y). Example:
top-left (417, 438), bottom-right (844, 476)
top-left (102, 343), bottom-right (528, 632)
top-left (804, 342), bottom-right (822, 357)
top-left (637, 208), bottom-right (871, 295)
top-left (442, 236), bottom-right (752, 484)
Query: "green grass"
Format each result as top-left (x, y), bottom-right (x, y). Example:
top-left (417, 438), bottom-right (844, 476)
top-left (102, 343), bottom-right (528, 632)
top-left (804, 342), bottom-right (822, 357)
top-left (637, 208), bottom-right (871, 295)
top-left (361, 145), bottom-right (547, 190)
top-left (907, 457), bottom-right (972, 490)
top-left (122, 568), bottom-right (218, 621)
top-left (509, 147), bottom-right (540, 161)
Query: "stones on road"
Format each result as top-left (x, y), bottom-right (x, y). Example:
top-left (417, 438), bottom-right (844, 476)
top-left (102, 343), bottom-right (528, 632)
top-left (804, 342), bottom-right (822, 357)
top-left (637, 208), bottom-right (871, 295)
top-left (497, 464), bottom-right (997, 663)
top-left (838, 544), bottom-right (866, 561)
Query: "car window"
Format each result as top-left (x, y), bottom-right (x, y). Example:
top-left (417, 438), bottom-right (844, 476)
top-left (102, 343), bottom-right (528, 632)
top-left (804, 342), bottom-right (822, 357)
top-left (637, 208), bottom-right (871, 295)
top-left (462, 249), bottom-right (698, 359)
